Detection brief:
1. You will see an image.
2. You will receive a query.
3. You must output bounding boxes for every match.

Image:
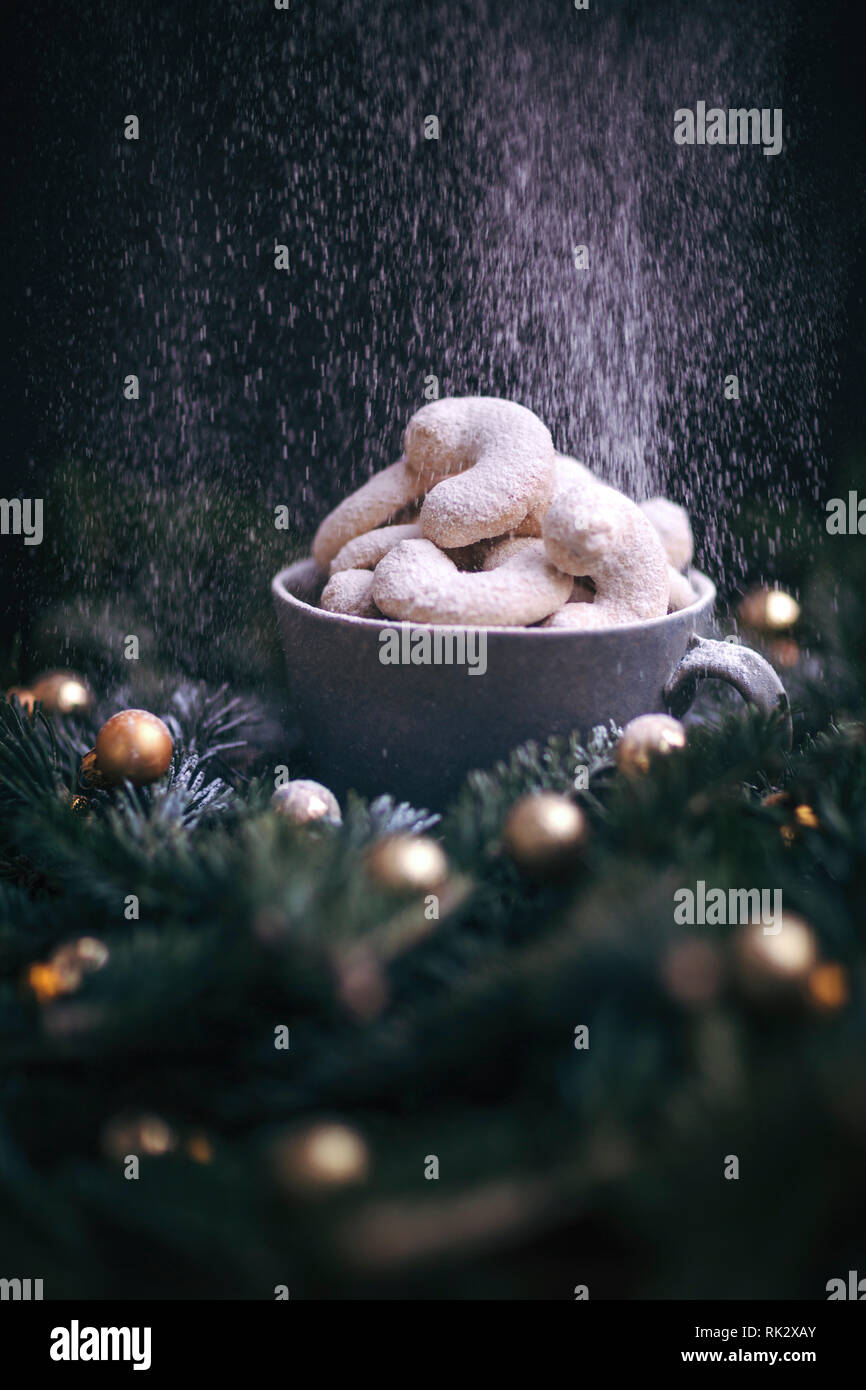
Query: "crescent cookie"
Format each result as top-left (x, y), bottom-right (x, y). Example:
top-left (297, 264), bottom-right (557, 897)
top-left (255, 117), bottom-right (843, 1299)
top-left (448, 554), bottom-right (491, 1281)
top-left (542, 480), bottom-right (669, 628)
top-left (513, 453), bottom-right (597, 536)
top-left (320, 568), bottom-right (380, 618)
top-left (404, 397), bottom-right (556, 549)
top-left (329, 523), bottom-right (423, 574)
top-left (667, 566), bottom-right (697, 613)
top-left (639, 497), bottom-right (694, 571)
top-left (372, 538), bottom-right (572, 627)
top-left (312, 460), bottom-right (427, 572)
top-left (479, 535), bottom-right (539, 569)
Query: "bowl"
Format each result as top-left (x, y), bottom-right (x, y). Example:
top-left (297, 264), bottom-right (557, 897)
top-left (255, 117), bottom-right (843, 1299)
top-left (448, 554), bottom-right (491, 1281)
top-left (272, 559), bottom-right (790, 809)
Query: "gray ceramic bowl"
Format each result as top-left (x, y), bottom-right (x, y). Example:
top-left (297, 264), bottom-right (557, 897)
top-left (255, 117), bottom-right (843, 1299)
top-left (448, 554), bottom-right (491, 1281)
top-left (272, 559), bottom-right (790, 809)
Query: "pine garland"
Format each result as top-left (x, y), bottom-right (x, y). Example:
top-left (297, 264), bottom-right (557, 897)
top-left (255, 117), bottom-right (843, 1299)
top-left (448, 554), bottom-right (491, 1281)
top-left (1, 663), bottom-right (864, 1297)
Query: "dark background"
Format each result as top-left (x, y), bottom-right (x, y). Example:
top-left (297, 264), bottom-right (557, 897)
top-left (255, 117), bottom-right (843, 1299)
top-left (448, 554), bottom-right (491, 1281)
top-left (1, 0), bottom-right (865, 683)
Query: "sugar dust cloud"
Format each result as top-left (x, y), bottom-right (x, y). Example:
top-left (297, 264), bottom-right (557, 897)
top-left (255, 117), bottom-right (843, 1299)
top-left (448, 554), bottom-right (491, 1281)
top-left (15, 0), bottom-right (851, 653)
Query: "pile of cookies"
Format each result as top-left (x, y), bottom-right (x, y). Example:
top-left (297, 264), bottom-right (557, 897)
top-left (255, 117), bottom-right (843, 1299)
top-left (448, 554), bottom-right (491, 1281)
top-left (310, 397), bottom-right (695, 629)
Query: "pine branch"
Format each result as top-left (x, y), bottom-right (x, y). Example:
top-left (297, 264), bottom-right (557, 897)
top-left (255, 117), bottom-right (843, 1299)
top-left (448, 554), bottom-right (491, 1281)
top-left (442, 722), bottom-right (620, 866)
top-left (99, 752), bottom-right (236, 833)
top-left (341, 793), bottom-right (440, 847)
top-left (0, 698), bottom-right (62, 806)
top-left (162, 682), bottom-right (259, 762)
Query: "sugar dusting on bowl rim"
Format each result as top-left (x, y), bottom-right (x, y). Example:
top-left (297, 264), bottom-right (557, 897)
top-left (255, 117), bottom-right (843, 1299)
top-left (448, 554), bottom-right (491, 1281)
top-left (272, 560), bottom-right (716, 638)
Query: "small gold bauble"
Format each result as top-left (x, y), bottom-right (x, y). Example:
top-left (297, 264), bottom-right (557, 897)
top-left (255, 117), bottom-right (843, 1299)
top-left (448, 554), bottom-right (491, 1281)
top-left (186, 1133), bottom-right (214, 1164)
top-left (5, 686), bottom-right (36, 713)
top-left (68, 793), bottom-right (91, 815)
top-left (270, 1123), bottom-right (369, 1194)
top-left (30, 670), bottom-right (93, 715)
top-left (502, 792), bottom-right (588, 874)
top-left (271, 778), bottom-right (342, 825)
top-left (737, 587), bottom-right (800, 632)
top-left (51, 937), bottom-right (109, 979)
top-left (27, 937), bottom-right (109, 1002)
top-left (27, 962), bottom-right (72, 1003)
top-left (734, 913), bottom-right (817, 1001)
top-left (807, 963), bottom-right (848, 1013)
top-left (616, 713), bottom-right (687, 776)
top-left (772, 801), bottom-right (819, 846)
top-left (102, 1114), bottom-right (177, 1161)
top-left (94, 709), bottom-right (174, 786)
top-left (365, 835), bottom-right (449, 893)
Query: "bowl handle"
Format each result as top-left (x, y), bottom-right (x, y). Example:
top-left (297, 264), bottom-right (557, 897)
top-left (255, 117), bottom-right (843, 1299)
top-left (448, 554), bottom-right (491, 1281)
top-left (663, 634), bottom-right (792, 749)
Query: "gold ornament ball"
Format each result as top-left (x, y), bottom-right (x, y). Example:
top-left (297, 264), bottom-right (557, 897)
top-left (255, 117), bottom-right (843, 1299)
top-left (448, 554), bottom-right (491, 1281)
top-left (102, 1114), bottom-right (177, 1161)
top-left (271, 778), bottom-right (342, 825)
top-left (503, 792), bottom-right (588, 874)
top-left (737, 586), bottom-right (800, 632)
top-left (30, 670), bottom-right (93, 715)
top-left (270, 1122), bottom-right (369, 1194)
top-left (616, 713), bottom-right (687, 776)
top-left (734, 913), bottom-right (818, 1002)
top-left (365, 834), bottom-right (449, 894)
top-left (51, 937), bottom-right (109, 980)
top-left (5, 686), bottom-right (36, 713)
top-left (93, 710), bottom-right (173, 786)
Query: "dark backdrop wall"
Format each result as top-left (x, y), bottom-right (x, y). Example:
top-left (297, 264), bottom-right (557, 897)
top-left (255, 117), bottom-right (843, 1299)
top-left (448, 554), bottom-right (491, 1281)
top-left (1, 0), bottom-right (864, 678)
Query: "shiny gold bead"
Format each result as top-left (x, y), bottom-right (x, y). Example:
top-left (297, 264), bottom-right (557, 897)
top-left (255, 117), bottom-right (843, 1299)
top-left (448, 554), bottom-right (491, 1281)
top-left (102, 1114), bottom-right (177, 1160)
top-left (27, 962), bottom-right (73, 1003)
top-left (186, 1133), bottom-right (214, 1164)
top-left (807, 963), bottom-right (849, 1013)
top-left (79, 749), bottom-right (108, 790)
top-left (27, 937), bottom-right (109, 1002)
